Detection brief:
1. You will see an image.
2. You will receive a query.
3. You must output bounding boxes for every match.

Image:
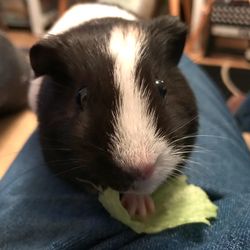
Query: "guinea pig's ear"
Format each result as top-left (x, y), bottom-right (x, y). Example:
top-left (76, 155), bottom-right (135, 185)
top-left (30, 37), bottom-right (69, 81)
top-left (147, 15), bottom-right (187, 65)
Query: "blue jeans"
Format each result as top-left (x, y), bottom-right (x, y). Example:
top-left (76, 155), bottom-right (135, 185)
top-left (235, 93), bottom-right (250, 132)
top-left (1, 57), bottom-right (250, 250)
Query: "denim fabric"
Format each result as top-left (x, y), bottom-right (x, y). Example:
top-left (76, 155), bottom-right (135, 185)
top-left (1, 56), bottom-right (250, 250)
top-left (235, 93), bottom-right (250, 132)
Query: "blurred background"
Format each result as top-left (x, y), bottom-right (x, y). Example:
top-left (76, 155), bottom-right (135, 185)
top-left (0, 0), bottom-right (250, 178)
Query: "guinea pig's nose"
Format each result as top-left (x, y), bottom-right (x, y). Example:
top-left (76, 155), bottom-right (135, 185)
top-left (137, 164), bottom-right (155, 180)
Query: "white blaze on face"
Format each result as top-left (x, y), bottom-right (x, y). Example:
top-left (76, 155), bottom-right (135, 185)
top-left (109, 26), bottom-right (182, 191)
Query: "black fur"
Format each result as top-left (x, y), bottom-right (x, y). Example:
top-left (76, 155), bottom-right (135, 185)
top-left (30, 15), bottom-right (198, 192)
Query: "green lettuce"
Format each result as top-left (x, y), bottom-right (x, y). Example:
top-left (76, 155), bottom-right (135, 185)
top-left (99, 176), bottom-right (218, 234)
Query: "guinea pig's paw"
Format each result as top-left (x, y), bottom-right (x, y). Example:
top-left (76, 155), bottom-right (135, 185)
top-left (121, 193), bottom-right (155, 219)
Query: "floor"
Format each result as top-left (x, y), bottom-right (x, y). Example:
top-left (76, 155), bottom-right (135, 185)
top-left (5, 30), bottom-right (38, 48)
top-left (0, 30), bottom-right (38, 179)
top-left (0, 111), bottom-right (37, 178)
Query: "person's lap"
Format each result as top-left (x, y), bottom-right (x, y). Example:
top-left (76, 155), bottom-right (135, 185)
top-left (235, 92), bottom-right (250, 133)
top-left (1, 56), bottom-right (250, 250)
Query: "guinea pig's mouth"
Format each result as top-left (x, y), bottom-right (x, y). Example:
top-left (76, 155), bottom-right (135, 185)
top-left (126, 181), bottom-right (160, 195)
top-left (123, 176), bottom-right (166, 195)
top-left (126, 172), bottom-right (173, 195)
top-left (75, 148), bottom-right (183, 195)
top-left (125, 152), bottom-right (184, 195)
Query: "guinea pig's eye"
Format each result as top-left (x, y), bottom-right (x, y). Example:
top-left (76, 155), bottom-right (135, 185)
top-left (76, 87), bottom-right (88, 109)
top-left (155, 80), bottom-right (167, 98)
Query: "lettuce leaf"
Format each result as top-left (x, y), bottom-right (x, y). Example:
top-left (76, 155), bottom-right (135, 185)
top-left (99, 176), bottom-right (218, 234)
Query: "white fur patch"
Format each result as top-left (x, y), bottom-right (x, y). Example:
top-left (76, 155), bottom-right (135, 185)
top-left (28, 76), bottom-right (43, 112)
top-left (30, 3), bottom-right (136, 113)
top-left (109, 26), bottom-right (182, 190)
top-left (109, 27), bottom-right (157, 166)
top-left (47, 3), bottom-right (136, 36)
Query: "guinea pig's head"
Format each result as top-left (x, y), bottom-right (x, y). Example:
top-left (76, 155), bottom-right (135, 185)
top-left (30, 16), bottom-right (198, 194)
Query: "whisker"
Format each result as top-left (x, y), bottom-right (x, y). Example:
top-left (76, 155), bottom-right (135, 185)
top-left (39, 134), bottom-right (110, 157)
top-left (54, 165), bottom-right (88, 176)
top-left (45, 158), bottom-right (81, 164)
top-left (39, 136), bottom-right (69, 145)
top-left (169, 134), bottom-right (249, 159)
top-left (179, 145), bottom-right (210, 151)
top-left (180, 158), bottom-right (217, 176)
top-left (170, 134), bottom-right (241, 146)
top-left (182, 158), bottom-right (203, 165)
top-left (75, 177), bottom-right (102, 192)
top-left (172, 150), bottom-right (208, 155)
top-left (70, 134), bottom-right (110, 156)
top-left (167, 115), bottom-right (198, 137)
top-left (41, 147), bottom-right (72, 152)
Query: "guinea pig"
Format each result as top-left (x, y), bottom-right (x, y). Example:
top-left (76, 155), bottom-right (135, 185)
top-left (29, 3), bottom-right (198, 217)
